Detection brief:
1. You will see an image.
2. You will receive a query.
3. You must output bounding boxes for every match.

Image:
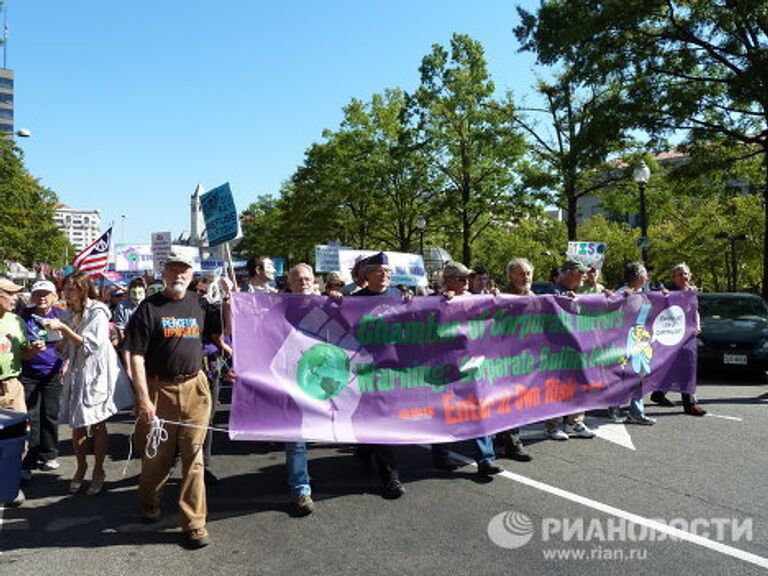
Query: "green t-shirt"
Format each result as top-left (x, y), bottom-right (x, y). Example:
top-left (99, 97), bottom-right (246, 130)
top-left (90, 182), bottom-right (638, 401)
top-left (0, 312), bottom-right (28, 379)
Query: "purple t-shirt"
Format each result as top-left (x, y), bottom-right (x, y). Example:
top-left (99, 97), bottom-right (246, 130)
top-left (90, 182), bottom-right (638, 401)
top-left (21, 307), bottom-right (64, 380)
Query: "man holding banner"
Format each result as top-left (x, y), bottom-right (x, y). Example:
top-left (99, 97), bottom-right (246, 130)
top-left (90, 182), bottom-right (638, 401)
top-left (350, 252), bottom-right (411, 499)
top-left (430, 262), bottom-right (504, 476)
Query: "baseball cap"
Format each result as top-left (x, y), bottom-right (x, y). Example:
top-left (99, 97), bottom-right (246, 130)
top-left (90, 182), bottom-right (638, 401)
top-left (561, 259), bottom-right (589, 273)
top-left (164, 251), bottom-right (194, 268)
top-left (364, 251), bottom-right (390, 267)
top-left (442, 261), bottom-right (471, 279)
top-left (0, 277), bottom-right (23, 293)
top-left (31, 280), bottom-right (57, 294)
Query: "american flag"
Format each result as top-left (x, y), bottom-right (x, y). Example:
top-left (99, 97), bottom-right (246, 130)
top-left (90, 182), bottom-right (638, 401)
top-left (72, 227), bottom-right (112, 277)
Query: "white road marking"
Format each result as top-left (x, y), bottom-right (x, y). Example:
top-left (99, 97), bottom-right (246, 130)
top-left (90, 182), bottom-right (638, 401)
top-left (442, 448), bottom-right (768, 571)
top-left (589, 420), bottom-right (636, 450)
top-left (705, 413), bottom-right (743, 422)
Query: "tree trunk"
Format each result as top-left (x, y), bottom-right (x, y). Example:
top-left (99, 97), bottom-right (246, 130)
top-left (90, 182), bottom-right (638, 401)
top-left (566, 191), bottom-right (578, 241)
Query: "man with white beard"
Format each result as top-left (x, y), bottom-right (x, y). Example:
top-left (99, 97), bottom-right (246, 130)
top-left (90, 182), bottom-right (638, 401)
top-left (128, 252), bottom-right (222, 549)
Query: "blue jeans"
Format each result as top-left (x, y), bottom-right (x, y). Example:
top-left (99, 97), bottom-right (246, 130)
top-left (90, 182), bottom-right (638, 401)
top-left (629, 397), bottom-right (645, 417)
top-left (432, 436), bottom-right (496, 465)
top-left (285, 442), bottom-right (310, 497)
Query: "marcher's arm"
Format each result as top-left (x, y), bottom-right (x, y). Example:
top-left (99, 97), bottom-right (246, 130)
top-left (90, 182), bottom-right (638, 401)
top-left (130, 353), bottom-right (155, 423)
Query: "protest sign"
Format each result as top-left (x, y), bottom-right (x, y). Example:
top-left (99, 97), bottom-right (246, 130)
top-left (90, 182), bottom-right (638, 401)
top-left (200, 182), bottom-right (240, 247)
top-left (567, 241), bottom-right (607, 269)
top-left (337, 250), bottom-right (427, 287)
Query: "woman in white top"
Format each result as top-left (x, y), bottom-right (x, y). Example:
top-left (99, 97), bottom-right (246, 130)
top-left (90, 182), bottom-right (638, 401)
top-left (45, 271), bottom-right (119, 495)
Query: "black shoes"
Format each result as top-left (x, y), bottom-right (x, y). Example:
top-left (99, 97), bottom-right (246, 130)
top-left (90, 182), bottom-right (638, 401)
top-left (477, 461), bottom-right (504, 477)
top-left (650, 391), bottom-right (675, 407)
top-left (505, 443), bottom-right (533, 462)
top-left (382, 474), bottom-right (405, 499)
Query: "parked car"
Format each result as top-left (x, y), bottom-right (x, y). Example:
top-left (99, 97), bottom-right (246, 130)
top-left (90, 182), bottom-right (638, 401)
top-left (696, 292), bottom-right (768, 376)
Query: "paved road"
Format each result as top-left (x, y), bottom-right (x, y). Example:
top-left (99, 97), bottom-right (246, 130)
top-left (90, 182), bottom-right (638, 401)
top-left (1, 373), bottom-right (767, 576)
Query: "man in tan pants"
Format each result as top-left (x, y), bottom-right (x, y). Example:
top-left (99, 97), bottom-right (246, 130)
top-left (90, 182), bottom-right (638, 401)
top-left (128, 253), bottom-right (221, 549)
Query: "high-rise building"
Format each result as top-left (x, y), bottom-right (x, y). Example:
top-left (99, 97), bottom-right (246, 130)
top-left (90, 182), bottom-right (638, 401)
top-left (54, 206), bottom-right (102, 252)
top-left (0, 68), bottom-right (12, 134)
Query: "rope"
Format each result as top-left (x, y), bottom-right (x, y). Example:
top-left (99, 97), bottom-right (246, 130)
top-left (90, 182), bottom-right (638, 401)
top-left (121, 416), bottom-right (231, 477)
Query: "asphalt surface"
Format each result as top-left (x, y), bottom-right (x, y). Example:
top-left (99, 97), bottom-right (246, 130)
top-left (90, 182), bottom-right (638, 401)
top-left (1, 371), bottom-right (767, 576)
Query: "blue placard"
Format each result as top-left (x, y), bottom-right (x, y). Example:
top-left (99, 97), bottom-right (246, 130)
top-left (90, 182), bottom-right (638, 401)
top-left (200, 182), bottom-right (239, 247)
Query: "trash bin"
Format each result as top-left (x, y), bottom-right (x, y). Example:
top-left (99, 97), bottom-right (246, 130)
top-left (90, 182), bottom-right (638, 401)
top-left (0, 408), bottom-right (28, 503)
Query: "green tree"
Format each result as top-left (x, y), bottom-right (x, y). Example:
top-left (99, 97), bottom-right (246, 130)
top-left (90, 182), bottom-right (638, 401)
top-left (415, 33), bottom-right (528, 265)
top-left (517, 73), bottom-right (634, 240)
top-left (515, 0), bottom-right (768, 295)
top-left (472, 215), bottom-right (566, 285)
top-left (0, 138), bottom-right (71, 268)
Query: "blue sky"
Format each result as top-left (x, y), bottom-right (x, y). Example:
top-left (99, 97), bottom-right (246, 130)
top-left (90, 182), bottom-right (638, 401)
top-left (11, 1), bottom-right (543, 246)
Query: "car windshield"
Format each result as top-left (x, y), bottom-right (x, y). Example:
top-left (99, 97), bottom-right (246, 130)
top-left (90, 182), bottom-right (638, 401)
top-left (699, 296), bottom-right (768, 320)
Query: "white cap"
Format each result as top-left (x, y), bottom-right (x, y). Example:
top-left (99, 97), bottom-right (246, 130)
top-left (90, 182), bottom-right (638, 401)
top-left (31, 280), bottom-right (57, 294)
top-left (164, 251), bottom-right (194, 268)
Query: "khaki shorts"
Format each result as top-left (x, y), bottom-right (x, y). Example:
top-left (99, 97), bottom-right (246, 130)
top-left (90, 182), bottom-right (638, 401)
top-left (0, 377), bottom-right (27, 413)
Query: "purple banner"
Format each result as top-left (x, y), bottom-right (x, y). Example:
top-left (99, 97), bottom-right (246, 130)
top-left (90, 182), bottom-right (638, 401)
top-left (229, 292), bottom-right (697, 444)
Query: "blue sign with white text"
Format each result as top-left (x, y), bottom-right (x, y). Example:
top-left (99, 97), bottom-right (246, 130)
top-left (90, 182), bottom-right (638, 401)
top-left (200, 182), bottom-right (239, 247)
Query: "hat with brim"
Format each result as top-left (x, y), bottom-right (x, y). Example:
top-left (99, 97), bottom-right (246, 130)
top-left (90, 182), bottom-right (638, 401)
top-left (31, 280), bottom-right (57, 294)
top-left (164, 251), bottom-right (194, 268)
top-left (442, 261), bottom-right (471, 279)
top-left (0, 277), bottom-right (23, 293)
top-left (364, 251), bottom-right (390, 268)
top-left (561, 259), bottom-right (588, 273)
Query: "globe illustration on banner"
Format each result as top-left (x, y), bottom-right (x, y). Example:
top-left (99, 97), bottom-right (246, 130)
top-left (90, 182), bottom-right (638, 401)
top-left (296, 343), bottom-right (350, 401)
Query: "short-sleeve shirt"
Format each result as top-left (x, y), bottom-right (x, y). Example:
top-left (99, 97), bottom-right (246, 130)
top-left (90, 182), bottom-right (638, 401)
top-left (127, 291), bottom-right (211, 378)
top-left (21, 307), bottom-right (64, 379)
top-left (0, 312), bottom-right (28, 379)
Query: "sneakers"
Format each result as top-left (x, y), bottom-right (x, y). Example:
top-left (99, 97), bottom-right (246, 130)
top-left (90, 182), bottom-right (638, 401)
top-left (477, 461), bottom-right (504, 477)
top-left (684, 404), bottom-right (707, 417)
top-left (182, 526), bottom-right (211, 549)
top-left (382, 474), bottom-right (405, 499)
top-left (650, 391), bottom-right (675, 407)
top-left (565, 422), bottom-right (596, 438)
top-left (293, 494), bottom-right (315, 516)
top-left (626, 413), bottom-right (656, 426)
top-left (545, 427), bottom-right (569, 441)
top-left (40, 459), bottom-right (60, 471)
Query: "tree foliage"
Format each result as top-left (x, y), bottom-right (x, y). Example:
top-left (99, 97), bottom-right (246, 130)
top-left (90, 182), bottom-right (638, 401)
top-left (415, 33), bottom-right (528, 264)
top-left (0, 138), bottom-right (72, 268)
top-left (515, 0), bottom-right (768, 295)
top-left (516, 73), bottom-right (634, 240)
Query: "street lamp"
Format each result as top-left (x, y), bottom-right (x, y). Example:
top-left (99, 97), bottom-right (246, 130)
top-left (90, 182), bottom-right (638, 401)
top-left (715, 232), bottom-right (747, 291)
top-left (415, 216), bottom-right (426, 255)
top-left (632, 160), bottom-right (651, 263)
top-left (120, 214), bottom-right (126, 244)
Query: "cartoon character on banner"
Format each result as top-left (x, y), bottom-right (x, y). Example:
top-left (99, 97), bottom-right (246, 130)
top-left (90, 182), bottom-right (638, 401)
top-left (621, 302), bottom-right (653, 376)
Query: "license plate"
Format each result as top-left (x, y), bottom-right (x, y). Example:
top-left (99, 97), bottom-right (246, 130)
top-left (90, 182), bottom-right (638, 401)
top-left (723, 354), bottom-right (748, 365)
